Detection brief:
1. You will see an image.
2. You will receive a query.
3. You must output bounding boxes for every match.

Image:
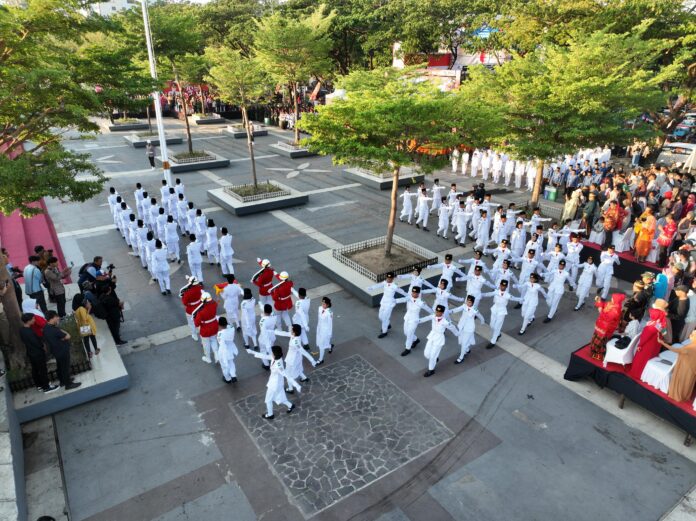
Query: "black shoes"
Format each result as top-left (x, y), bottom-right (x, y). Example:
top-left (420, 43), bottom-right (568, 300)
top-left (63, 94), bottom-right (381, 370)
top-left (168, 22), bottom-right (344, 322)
top-left (285, 388), bottom-right (295, 394)
top-left (423, 370), bottom-right (435, 377)
top-left (262, 363), bottom-right (270, 371)
top-left (485, 342), bottom-right (495, 350)
top-left (400, 349), bottom-right (411, 357)
top-left (411, 338), bottom-right (420, 348)
top-left (378, 332), bottom-right (387, 338)
top-left (287, 404), bottom-right (294, 414)
top-left (299, 377), bottom-right (309, 383)
top-left (514, 303), bottom-right (522, 309)
top-left (543, 317), bottom-right (552, 323)
top-left (454, 357), bottom-right (465, 364)
top-left (262, 413), bottom-right (274, 420)
top-left (65, 382), bottom-right (82, 390)
top-left (315, 360), bottom-right (324, 366)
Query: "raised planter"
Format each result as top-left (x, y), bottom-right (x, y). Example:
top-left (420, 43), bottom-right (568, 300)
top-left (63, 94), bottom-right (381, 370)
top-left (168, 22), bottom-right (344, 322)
top-left (192, 113), bottom-right (228, 125)
top-left (308, 235), bottom-right (442, 307)
top-left (108, 121), bottom-right (149, 132)
top-left (123, 134), bottom-right (184, 148)
top-left (269, 141), bottom-right (317, 159)
top-left (208, 181), bottom-right (308, 216)
top-left (342, 167), bottom-right (424, 191)
top-left (155, 150), bottom-right (230, 173)
top-left (225, 124), bottom-right (268, 139)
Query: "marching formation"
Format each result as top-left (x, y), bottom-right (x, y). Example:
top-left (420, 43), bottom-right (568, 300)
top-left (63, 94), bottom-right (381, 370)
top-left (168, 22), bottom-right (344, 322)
top-left (106, 183), bottom-right (334, 420)
top-left (374, 184), bottom-right (619, 377)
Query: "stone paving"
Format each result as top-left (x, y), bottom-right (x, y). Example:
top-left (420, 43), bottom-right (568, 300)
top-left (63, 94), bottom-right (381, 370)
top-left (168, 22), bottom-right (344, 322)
top-left (234, 355), bottom-right (453, 517)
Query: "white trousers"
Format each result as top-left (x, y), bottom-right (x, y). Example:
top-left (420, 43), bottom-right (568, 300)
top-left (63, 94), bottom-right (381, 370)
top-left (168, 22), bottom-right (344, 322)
top-left (458, 331), bottom-right (476, 359)
top-left (155, 270), bottom-right (170, 292)
top-left (167, 240), bottom-right (180, 261)
top-left (400, 204), bottom-right (413, 223)
top-left (224, 305), bottom-right (240, 326)
top-left (599, 272), bottom-right (612, 300)
top-left (220, 255), bottom-right (234, 275)
top-left (189, 262), bottom-right (203, 282)
top-left (186, 313), bottom-right (198, 340)
top-left (576, 283), bottom-right (592, 308)
top-left (221, 358), bottom-right (236, 380)
top-left (437, 219), bottom-right (449, 238)
top-left (258, 295), bottom-right (272, 307)
top-left (378, 302), bottom-right (396, 333)
top-left (241, 326), bottom-right (257, 347)
top-left (489, 311), bottom-right (505, 343)
top-left (201, 335), bottom-right (219, 362)
top-left (275, 309), bottom-right (292, 329)
top-left (546, 290), bottom-right (563, 319)
top-left (206, 243), bottom-right (219, 264)
top-left (266, 397), bottom-right (292, 417)
top-left (404, 319), bottom-right (418, 349)
top-left (415, 210), bottom-right (428, 228)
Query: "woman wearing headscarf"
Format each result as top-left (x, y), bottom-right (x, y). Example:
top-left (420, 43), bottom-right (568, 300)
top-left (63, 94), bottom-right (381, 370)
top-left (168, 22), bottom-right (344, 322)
top-left (634, 208), bottom-right (656, 263)
top-left (589, 293), bottom-right (625, 361)
top-left (561, 189), bottom-right (581, 223)
top-left (629, 299), bottom-right (668, 379)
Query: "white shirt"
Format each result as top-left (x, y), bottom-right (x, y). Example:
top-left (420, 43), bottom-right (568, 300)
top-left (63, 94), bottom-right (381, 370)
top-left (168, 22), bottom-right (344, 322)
top-left (152, 248), bottom-right (169, 272)
top-left (220, 234), bottom-right (234, 257)
top-left (187, 241), bottom-right (203, 263)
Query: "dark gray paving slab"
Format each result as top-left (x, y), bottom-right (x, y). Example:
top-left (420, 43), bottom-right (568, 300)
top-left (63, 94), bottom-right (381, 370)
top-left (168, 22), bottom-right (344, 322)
top-left (152, 482), bottom-right (256, 521)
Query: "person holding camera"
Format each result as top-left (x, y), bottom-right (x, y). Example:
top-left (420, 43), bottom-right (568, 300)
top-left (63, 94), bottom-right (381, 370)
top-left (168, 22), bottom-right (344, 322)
top-left (23, 255), bottom-right (48, 314)
top-left (44, 256), bottom-right (73, 317)
top-left (99, 284), bottom-right (126, 345)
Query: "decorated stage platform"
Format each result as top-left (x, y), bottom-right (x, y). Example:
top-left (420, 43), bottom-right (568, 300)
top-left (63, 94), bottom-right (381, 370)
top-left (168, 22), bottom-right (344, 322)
top-left (580, 241), bottom-right (661, 283)
top-left (564, 345), bottom-right (696, 438)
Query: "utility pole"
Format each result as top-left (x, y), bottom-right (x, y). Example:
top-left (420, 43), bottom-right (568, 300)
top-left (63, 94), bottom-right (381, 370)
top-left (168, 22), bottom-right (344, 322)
top-left (141, 0), bottom-right (172, 185)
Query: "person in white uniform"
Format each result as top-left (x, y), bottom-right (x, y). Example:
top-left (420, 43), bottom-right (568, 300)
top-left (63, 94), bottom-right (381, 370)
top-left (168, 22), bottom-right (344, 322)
top-left (240, 288), bottom-right (258, 349)
top-left (399, 186), bottom-right (418, 224)
top-left (217, 317), bottom-right (239, 383)
top-left (420, 305), bottom-right (459, 377)
top-left (220, 276), bottom-right (243, 331)
top-left (504, 159), bottom-right (515, 186)
top-left (134, 183), bottom-right (145, 219)
top-left (414, 188), bottom-right (432, 230)
top-left (596, 245), bottom-right (620, 300)
top-left (453, 200), bottom-right (473, 245)
top-left (474, 210), bottom-right (490, 250)
top-left (566, 234), bottom-right (585, 284)
top-left (480, 280), bottom-right (522, 349)
top-left (436, 197), bottom-right (451, 238)
top-left (461, 265), bottom-right (496, 303)
top-left (246, 345), bottom-right (299, 420)
top-left (205, 219), bottom-right (219, 265)
top-left (395, 286), bottom-right (434, 357)
top-left (574, 256), bottom-right (597, 310)
top-left (291, 287), bottom-right (311, 348)
top-left (430, 179), bottom-right (444, 214)
top-left (186, 202), bottom-right (197, 236)
top-left (176, 193), bottom-right (189, 235)
top-left (194, 209), bottom-right (207, 254)
top-left (152, 239), bottom-right (171, 295)
top-left (148, 197), bottom-right (160, 234)
top-left (544, 243), bottom-right (566, 272)
top-left (481, 150), bottom-right (492, 181)
top-left (516, 273), bottom-right (548, 335)
top-left (396, 267), bottom-right (436, 293)
top-left (165, 215), bottom-right (181, 263)
top-left (488, 259), bottom-right (519, 289)
top-left (427, 254), bottom-right (466, 288)
top-left (430, 279), bottom-right (465, 318)
top-left (257, 304), bottom-right (278, 369)
top-left (276, 324), bottom-right (316, 389)
top-left (186, 233), bottom-right (204, 282)
top-left (136, 220), bottom-right (149, 270)
top-left (543, 260), bottom-right (576, 322)
top-left (156, 207), bottom-right (167, 242)
top-left (451, 148), bottom-right (460, 173)
top-left (460, 150), bottom-right (470, 176)
top-left (219, 227), bottom-right (234, 276)
top-left (367, 272), bottom-right (407, 338)
top-left (450, 295), bottom-right (485, 363)
top-left (315, 297), bottom-right (334, 363)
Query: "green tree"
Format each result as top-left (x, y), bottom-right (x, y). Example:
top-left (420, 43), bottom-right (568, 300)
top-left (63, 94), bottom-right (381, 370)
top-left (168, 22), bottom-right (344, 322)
top-left (206, 48), bottom-right (271, 188)
top-left (197, 0), bottom-right (269, 55)
top-left (493, 0), bottom-right (696, 143)
top-left (255, 6), bottom-right (335, 145)
top-left (300, 67), bottom-right (501, 255)
top-left (465, 29), bottom-right (665, 204)
top-left (119, 1), bottom-right (204, 154)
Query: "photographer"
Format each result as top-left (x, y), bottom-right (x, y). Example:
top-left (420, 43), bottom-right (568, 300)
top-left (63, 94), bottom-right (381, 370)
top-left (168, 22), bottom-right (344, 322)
top-left (44, 256), bottom-right (73, 318)
top-left (99, 284), bottom-right (126, 345)
top-left (78, 256), bottom-right (117, 296)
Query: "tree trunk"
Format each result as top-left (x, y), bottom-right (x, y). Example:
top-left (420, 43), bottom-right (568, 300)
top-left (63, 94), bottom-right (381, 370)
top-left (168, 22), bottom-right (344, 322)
top-left (384, 166), bottom-right (400, 256)
top-left (242, 106), bottom-right (258, 189)
top-left (654, 133), bottom-right (668, 150)
top-left (200, 88), bottom-right (206, 115)
top-left (531, 159), bottom-right (545, 206)
top-left (174, 71), bottom-right (193, 154)
top-left (146, 104), bottom-right (152, 134)
top-left (0, 253), bottom-right (27, 374)
top-left (292, 83), bottom-right (300, 145)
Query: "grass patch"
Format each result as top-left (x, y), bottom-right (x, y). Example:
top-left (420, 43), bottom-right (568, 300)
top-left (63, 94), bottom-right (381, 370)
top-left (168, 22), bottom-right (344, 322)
top-left (172, 150), bottom-right (212, 161)
top-left (134, 131), bottom-right (157, 137)
top-left (114, 118), bottom-right (141, 124)
top-left (226, 181), bottom-right (285, 198)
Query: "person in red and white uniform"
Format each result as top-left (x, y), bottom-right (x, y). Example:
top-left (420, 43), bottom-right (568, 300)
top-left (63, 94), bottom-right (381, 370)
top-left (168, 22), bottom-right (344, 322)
top-left (193, 291), bottom-right (219, 364)
top-left (270, 271), bottom-right (294, 329)
top-left (179, 276), bottom-right (203, 341)
top-left (252, 258), bottom-right (274, 307)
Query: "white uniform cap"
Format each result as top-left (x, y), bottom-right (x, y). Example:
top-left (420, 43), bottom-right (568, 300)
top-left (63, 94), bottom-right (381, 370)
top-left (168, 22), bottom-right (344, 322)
top-left (261, 259), bottom-right (270, 267)
top-left (279, 271), bottom-right (289, 280)
top-left (200, 291), bottom-right (212, 301)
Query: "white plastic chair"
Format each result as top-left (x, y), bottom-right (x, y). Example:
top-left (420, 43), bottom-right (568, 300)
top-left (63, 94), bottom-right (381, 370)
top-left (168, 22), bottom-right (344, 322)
top-left (604, 335), bottom-right (640, 368)
top-left (615, 228), bottom-right (634, 253)
top-left (658, 350), bottom-right (677, 364)
top-left (646, 240), bottom-right (659, 264)
top-left (640, 356), bottom-right (676, 394)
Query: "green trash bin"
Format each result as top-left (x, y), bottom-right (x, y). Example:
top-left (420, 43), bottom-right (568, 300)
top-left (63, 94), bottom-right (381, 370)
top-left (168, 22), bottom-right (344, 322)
top-left (547, 186), bottom-right (558, 202)
top-left (264, 117), bottom-right (271, 126)
top-left (543, 186), bottom-right (551, 200)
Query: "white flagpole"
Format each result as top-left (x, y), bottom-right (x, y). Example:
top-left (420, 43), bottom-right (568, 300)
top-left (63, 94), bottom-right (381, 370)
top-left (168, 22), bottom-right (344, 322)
top-left (141, 0), bottom-right (172, 185)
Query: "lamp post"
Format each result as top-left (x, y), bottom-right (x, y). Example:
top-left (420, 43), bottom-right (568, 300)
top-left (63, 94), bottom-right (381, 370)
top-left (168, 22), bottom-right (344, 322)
top-left (141, 0), bottom-right (172, 185)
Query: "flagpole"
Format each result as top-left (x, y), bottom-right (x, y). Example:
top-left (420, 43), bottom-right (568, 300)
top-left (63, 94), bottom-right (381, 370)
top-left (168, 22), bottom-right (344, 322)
top-left (141, 0), bottom-right (172, 185)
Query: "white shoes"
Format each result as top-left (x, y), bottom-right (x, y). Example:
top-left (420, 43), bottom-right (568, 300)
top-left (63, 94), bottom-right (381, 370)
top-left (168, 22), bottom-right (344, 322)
top-left (201, 356), bottom-right (212, 364)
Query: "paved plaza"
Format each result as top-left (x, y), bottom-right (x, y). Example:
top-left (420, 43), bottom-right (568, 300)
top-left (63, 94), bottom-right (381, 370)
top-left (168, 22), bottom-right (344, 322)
top-left (33, 119), bottom-right (696, 520)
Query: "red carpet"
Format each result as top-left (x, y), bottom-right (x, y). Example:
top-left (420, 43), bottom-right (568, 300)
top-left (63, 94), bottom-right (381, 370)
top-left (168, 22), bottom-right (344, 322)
top-left (581, 240), bottom-right (661, 271)
top-left (574, 344), bottom-right (696, 417)
top-left (0, 200), bottom-right (71, 282)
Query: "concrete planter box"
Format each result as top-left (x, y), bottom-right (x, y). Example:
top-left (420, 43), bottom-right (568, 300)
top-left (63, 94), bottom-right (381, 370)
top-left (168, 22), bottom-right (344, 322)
top-left (225, 124), bottom-right (268, 139)
top-left (192, 114), bottom-right (228, 125)
top-left (108, 121), bottom-right (149, 132)
top-left (342, 167), bottom-right (425, 191)
top-left (208, 181), bottom-right (308, 216)
top-left (156, 151), bottom-right (230, 173)
top-left (269, 141), bottom-right (317, 159)
top-left (124, 134), bottom-right (184, 148)
top-left (308, 236), bottom-right (443, 307)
